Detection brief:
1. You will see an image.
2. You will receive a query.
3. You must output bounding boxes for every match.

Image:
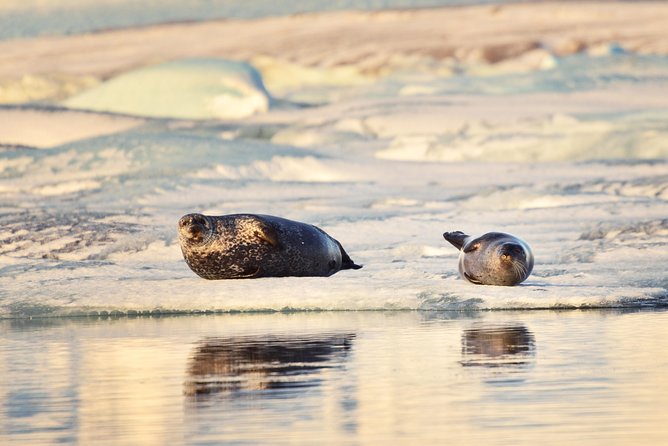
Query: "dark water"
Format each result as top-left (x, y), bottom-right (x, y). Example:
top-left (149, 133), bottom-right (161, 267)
top-left (1, 310), bottom-right (667, 445)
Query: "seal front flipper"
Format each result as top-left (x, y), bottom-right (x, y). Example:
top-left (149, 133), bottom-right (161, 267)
top-left (443, 231), bottom-right (470, 250)
top-left (238, 266), bottom-right (262, 279)
top-left (253, 221), bottom-right (280, 248)
top-left (463, 272), bottom-right (483, 285)
top-left (463, 241), bottom-right (481, 253)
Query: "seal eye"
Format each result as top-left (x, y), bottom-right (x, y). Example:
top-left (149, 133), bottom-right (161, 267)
top-left (192, 215), bottom-right (207, 227)
top-left (180, 214), bottom-right (208, 229)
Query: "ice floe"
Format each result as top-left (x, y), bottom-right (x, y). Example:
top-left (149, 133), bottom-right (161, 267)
top-left (65, 59), bottom-right (273, 120)
top-left (2, 3), bottom-right (668, 316)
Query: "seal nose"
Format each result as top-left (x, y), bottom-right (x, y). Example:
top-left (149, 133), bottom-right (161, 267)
top-left (500, 243), bottom-right (524, 262)
top-left (178, 214), bottom-right (211, 244)
top-left (179, 214), bottom-right (210, 244)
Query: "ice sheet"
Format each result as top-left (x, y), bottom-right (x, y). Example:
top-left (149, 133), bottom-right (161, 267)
top-left (2, 3), bottom-right (668, 317)
top-left (65, 59), bottom-right (272, 120)
top-left (2, 126), bottom-right (667, 316)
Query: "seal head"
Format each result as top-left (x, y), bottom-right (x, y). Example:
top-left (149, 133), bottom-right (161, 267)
top-left (178, 213), bottom-right (362, 279)
top-left (443, 231), bottom-right (533, 286)
top-left (179, 213), bottom-right (215, 246)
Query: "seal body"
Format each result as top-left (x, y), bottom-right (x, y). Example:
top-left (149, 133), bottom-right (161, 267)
top-left (443, 231), bottom-right (533, 286)
top-left (178, 213), bottom-right (362, 279)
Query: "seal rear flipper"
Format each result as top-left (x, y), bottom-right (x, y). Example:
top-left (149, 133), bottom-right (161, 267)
top-left (336, 240), bottom-right (362, 270)
top-left (342, 254), bottom-right (363, 270)
top-left (443, 231), bottom-right (470, 250)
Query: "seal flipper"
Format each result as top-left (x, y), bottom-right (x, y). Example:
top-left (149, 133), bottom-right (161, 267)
top-left (463, 242), bottom-right (480, 253)
top-left (254, 221), bottom-right (280, 248)
top-left (335, 240), bottom-right (362, 270)
top-left (312, 225), bottom-right (362, 271)
top-left (238, 266), bottom-right (262, 279)
top-left (443, 231), bottom-right (470, 250)
top-left (464, 272), bottom-right (483, 285)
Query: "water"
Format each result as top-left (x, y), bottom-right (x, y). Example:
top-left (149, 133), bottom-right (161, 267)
top-left (0, 0), bottom-right (508, 41)
top-left (1, 309), bottom-right (667, 445)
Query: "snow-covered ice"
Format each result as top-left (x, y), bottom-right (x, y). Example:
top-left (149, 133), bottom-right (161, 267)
top-left (2, 2), bottom-right (668, 317)
top-left (65, 59), bottom-right (273, 120)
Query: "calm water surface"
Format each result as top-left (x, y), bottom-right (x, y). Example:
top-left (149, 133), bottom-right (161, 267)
top-left (1, 310), bottom-right (667, 445)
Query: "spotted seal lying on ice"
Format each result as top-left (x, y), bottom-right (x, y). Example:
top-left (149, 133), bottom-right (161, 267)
top-left (443, 231), bottom-right (533, 286)
top-left (178, 213), bottom-right (362, 279)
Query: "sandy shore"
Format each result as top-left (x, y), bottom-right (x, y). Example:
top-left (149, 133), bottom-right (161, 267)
top-left (1, 1), bottom-right (668, 101)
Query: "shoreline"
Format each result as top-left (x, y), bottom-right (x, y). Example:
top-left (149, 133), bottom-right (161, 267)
top-left (3, 295), bottom-right (668, 320)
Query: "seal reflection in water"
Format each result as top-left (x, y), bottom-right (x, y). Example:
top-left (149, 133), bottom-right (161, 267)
top-left (443, 231), bottom-right (534, 286)
top-left (184, 334), bottom-right (354, 397)
top-left (461, 324), bottom-right (535, 368)
top-left (178, 213), bottom-right (362, 279)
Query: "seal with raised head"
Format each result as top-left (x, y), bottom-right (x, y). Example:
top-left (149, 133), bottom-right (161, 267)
top-left (178, 213), bottom-right (362, 279)
top-left (443, 231), bottom-right (534, 286)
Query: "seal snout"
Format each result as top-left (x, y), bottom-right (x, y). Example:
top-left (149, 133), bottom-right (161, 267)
top-left (179, 213), bottom-right (212, 244)
top-left (499, 243), bottom-right (525, 263)
top-left (179, 214), bottom-right (207, 228)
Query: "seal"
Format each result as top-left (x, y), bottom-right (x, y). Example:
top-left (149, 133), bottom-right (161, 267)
top-left (178, 213), bottom-right (362, 279)
top-left (184, 334), bottom-right (354, 396)
top-left (443, 231), bottom-right (533, 286)
top-left (461, 325), bottom-right (535, 368)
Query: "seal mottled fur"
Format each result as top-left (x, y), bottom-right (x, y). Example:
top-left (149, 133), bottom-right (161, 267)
top-left (443, 231), bottom-right (533, 286)
top-left (178, 213), bottom-right (362, 279)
